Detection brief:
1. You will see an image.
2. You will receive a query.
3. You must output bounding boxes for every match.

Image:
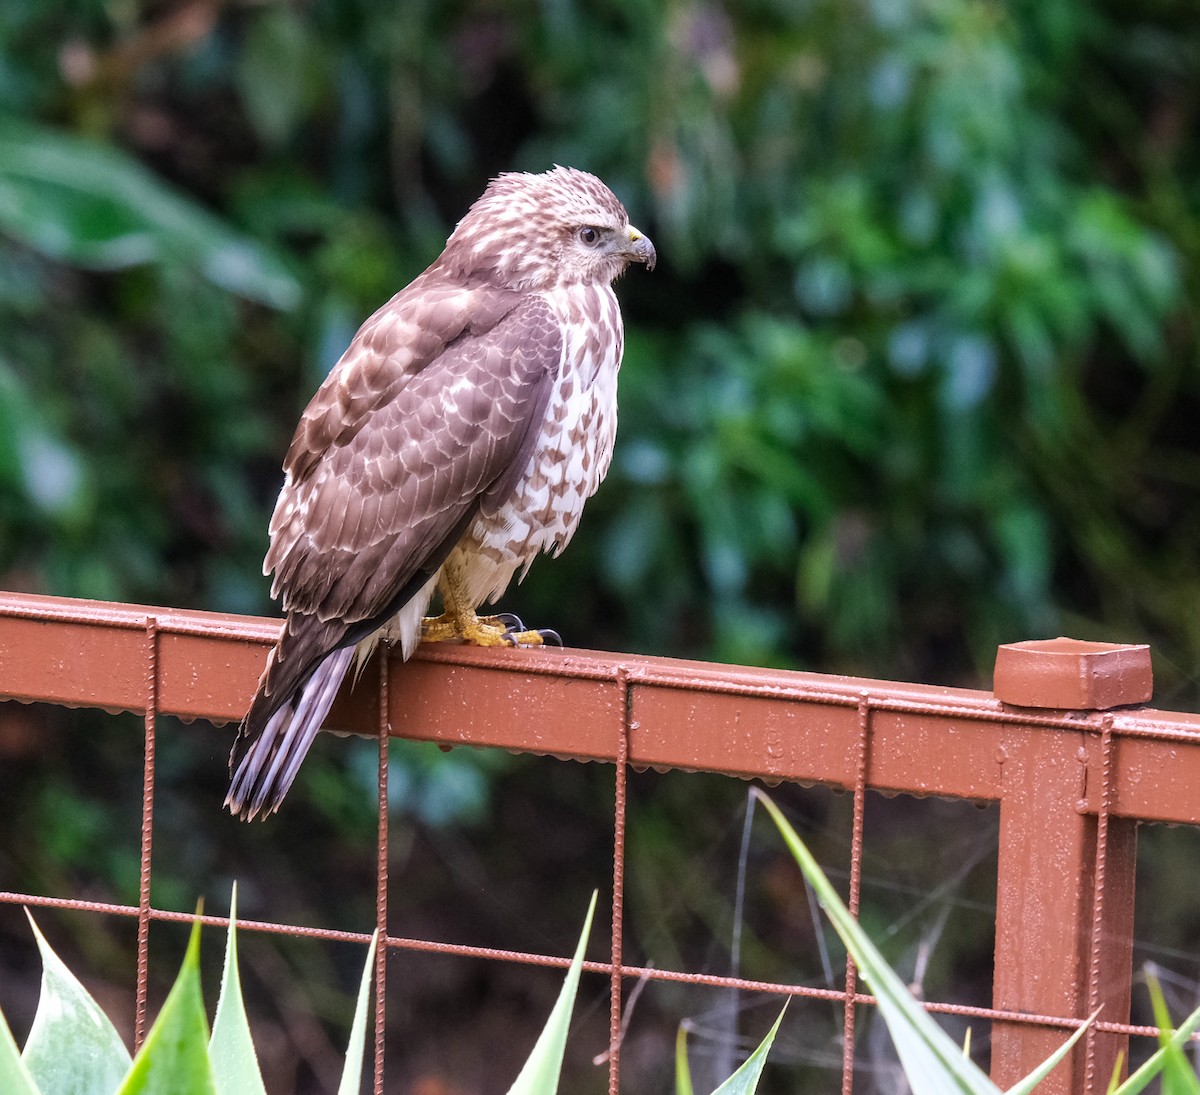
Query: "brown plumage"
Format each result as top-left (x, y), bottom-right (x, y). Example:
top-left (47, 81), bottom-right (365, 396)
top-left (226, 167), bottom-right (655, 819)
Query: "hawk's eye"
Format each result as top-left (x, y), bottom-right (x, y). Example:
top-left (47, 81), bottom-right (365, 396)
top-left (578, 226), bottom-right (602, 247)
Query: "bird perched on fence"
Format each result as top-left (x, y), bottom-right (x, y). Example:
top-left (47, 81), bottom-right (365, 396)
top-left (226, 167), bottom-right (656, 820)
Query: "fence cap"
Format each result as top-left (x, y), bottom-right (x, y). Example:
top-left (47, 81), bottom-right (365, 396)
top-left (993, 637), bottom-right (1152, 711)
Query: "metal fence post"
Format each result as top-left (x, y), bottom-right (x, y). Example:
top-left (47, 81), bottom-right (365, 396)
top-left (990, 639), bottom-right (1150, 1092)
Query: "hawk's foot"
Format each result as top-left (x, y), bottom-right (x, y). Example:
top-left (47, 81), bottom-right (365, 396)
top-left (420, 612), bottom-right (562, 648)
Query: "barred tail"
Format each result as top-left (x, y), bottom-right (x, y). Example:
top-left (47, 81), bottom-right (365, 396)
top-left (225, 644), bottom-right (356, 821)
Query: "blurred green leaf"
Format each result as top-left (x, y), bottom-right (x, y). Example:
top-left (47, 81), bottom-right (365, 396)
top-left (0, 1010), bottom-right (40, 1095)
top-left (1143, 973), bottom-right (1200, 1095)
top-left (115, 917), bottom-right (215, 1095)
top-left (209, 887), bottom-right (267, 1095)
top-left (335, 931), bottom-right (376, 1095)
top-left (757, 789), bottom-right (1100, 1095)
top-left (0, 117), bottom-right (300, 308)
top-left (1112, 980), bottom-right (1200, 1093)
top-left (760, 784), bottom-right (1002, 1091)
top-left (237, 9), bottom-right (323, 149)
top-left (675, 1024), bottom-right (695, 1095)
top-left (710, 1007), bottom-right (787, 1094)
top-left (21, 912), bottom-right (131, 1095)
top-left (506, 892), bottom-right (596, 1095)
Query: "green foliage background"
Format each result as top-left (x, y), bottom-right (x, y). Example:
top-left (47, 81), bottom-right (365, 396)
top-left (3, 0), bottom-right (1197, 682)
top-left (0, 0), bottom-right (1197, 1092)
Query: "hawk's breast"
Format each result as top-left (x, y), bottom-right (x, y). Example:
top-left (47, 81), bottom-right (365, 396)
top-left (456, 281), bottom-right (624, 605)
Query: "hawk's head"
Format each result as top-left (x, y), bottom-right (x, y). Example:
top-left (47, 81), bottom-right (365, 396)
top-left (441, 166), bottom-right (656, 291)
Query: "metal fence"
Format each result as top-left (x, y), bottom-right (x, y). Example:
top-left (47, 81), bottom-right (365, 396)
top-left (2, 589), bottom-right (1200, 1093)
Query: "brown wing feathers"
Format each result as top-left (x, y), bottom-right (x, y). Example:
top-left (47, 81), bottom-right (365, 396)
top-left (267, 295), bottom-right (561, 622)
top-left (227, 166), bottom-right (655, 819)
top-left (226, 292), bottom-right (562, 818)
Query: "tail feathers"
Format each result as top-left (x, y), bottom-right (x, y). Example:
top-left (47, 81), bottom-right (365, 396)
top-left (225, 644), bottom-right (356, 821)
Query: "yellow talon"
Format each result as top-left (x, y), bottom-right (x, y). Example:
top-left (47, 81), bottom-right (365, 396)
top-left (421, 557), bottom-right (562, 649)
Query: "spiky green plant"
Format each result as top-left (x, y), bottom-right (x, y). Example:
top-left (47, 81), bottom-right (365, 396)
top-left (0, 888), bottom-right (375, 1095)
top-left (754, 788), bottom-right (1200, 1094)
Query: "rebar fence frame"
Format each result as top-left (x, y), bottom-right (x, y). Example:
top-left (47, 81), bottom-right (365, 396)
top-left (3, 590), bottom-right (1200, 1093)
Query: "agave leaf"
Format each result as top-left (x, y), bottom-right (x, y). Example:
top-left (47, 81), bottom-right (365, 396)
top-left (209, 886), bottom-right (267, 1095)
top-left (0, 1008), bottom-right (40, 1095)
top-left (115, 915), bottom-right (216, 1095)
top-left (758, 789), bottom-right (1117, 1094)
top-left (675, 1024), bottom-right (695, 1095)
top-left (1112, 981), bottom-right (1200, 1094)
top-left (756, 790), bottom-right (1000, 1094)
top-left (0, 115), bottom-right (300, 309)
top-left (336, 931), bottom-right (378, 1095)
top-left (1146, 973), bottom-right (1200, 1095)
top-left (21, 911), bottom-right (131, 1095)
top-left (1107, 1053), bottom-right (1126, 1094)
top-left (710, 1004), bottom-right (787, 1095)
top-left (506, 891), bottom-right (598, 1095)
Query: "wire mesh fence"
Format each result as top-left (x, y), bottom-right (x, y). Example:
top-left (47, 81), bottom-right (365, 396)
top-left (3, 590), bottom-right (1200, 1092)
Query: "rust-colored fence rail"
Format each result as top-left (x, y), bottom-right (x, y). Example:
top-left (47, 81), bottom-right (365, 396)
top-left (3, 589), bottom-right (1200, 1092)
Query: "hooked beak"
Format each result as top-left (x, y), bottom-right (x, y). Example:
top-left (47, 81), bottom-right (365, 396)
top-left (625, 225), bottom-right (657, 271)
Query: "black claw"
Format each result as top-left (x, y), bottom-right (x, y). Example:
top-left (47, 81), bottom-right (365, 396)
top-left (537, 628), bottom-right (563, 646)
top-left (495, 611), bottom-right (525, 631)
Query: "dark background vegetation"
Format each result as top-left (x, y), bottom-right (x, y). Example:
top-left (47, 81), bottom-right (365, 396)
top-left (0, 0), bottom-right (1198, 1091)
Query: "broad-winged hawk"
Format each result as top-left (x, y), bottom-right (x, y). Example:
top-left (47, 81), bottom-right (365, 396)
top-left (226, 167), bottom-right (655, 819)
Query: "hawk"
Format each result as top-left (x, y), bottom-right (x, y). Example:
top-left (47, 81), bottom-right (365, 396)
top-left (226, 167), bottom-right (655, 819)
